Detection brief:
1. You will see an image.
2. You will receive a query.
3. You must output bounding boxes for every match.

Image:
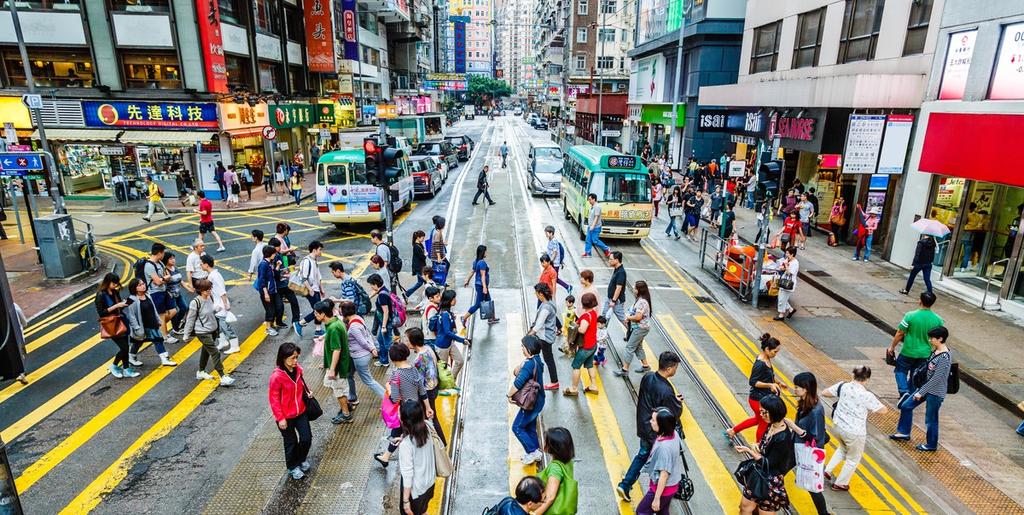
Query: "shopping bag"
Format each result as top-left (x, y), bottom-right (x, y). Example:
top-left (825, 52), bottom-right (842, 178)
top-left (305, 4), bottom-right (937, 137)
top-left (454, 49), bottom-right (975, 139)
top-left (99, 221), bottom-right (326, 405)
top-left (312, 335), bottom-right (325, 358)
top-left (437, 361), bottom-right (456, 390)
top-left (794, 440), bottom-right (826, 493)
top-left (479, 300), bottom-right (495, 320)
top-left (429, 424), bottom-right (453, 478)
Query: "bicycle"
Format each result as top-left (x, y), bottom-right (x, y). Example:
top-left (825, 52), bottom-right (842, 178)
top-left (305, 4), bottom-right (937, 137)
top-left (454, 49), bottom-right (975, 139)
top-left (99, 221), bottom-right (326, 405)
top-left (76, 218), bottom-right (101, 273)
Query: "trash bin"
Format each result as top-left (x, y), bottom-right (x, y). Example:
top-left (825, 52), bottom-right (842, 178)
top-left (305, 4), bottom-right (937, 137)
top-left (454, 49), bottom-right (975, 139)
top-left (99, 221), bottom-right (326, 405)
top-left (0, 437), bottom-right (23, 515)
top-left (722, 245), bottom-right (756, 289)
top-left (34, 214), bottom-right (83, 279)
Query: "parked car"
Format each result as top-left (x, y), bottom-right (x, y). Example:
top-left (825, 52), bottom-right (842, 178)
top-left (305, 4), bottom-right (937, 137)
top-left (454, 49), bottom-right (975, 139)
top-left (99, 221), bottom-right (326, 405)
top-left (528, 143), bottom-right (563, 196)
top-left (535, 118), bottom-right (549, 130)
top-left (409, 156), bottom-right (444, 198)
top-left (514, 107), bottom-right (523, 116)
top-left (413, 141), bottom-right (459, 169)
top-left (444, 134), bottom-right (475, 161)
top-left (527, 113), bottom-right (540, 126)
top-left (424, 155), bottom-right (449, 182)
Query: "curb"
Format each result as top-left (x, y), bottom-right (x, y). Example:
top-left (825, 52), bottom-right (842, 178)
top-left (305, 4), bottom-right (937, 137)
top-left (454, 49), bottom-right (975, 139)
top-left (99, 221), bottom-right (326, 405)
top-left (728, 227), bottom-right (1024, 418)
top-left (70, 192), bottom-right (316, 214)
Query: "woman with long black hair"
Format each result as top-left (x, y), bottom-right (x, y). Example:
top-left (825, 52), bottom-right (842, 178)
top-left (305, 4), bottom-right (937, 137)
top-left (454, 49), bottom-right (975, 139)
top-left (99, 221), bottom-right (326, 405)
top-left (435, 289), bottom-right (469, 381)
top-left (786, 372), bottom-right (830, 515)
top-left (462, 245), bottom-right (499, 325)
top-left (398, 399), bottom-right (437, 515)
top-left (727, 333), bottom-right (788, 443)
top-left (95, 273), bottom-right (138, 378)
top-left (405, 230), bottom-right (429, 298)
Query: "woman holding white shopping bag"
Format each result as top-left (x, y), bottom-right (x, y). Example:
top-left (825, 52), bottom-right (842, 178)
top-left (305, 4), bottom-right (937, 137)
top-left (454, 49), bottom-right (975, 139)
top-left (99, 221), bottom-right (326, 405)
top-left (785, 372), bottom-right (829, 515)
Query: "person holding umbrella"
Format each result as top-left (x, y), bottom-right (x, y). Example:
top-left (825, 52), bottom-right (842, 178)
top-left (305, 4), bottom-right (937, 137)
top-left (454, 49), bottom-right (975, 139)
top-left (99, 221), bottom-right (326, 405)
top-left (900, 219), bottom-right (950, 295)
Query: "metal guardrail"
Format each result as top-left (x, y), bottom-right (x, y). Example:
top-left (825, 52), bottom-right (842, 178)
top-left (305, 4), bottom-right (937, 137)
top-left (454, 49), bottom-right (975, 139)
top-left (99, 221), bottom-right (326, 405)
top-left (981, 257), bottom-right (1011, 311)
top-left (697, 228), bottom-right (756, 301)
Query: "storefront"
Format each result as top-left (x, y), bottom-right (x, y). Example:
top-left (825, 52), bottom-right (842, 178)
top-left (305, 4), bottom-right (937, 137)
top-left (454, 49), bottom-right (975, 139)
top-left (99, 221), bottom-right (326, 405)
top-left (37, 100), bottom-right (218, 199)
top-left (268, 103), bottom-right (314, 171)
top-left (917, 112), bottom-right (1024, 302)
top-left (218, 102), bottom-right (271, 191)
top-left (625, 103), bottom-right (686, 159)
top-left (695, 107), bottom-right (767, 170)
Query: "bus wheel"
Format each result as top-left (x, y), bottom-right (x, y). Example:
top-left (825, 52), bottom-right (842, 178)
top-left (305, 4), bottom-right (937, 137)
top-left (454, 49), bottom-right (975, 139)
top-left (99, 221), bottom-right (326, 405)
top-left (563, 200), bottom-right (570, 220)
top-left (578, 217), bottom-right (586, 241)
top-left (334, 223), bottom-right (346, 231)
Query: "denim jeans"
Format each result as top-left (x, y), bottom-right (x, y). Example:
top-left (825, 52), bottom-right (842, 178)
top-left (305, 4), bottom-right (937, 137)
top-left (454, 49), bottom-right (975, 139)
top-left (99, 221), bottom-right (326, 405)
top-left (292, 189), bottom-right (302, 205)
top-left (302, 291), bottom-right (322, 324)
top-left (664, 216), bottom-right (679, 237)
top-left (746, 190), bottom-right (755, 209)
top-left (585, 226), bottom-right (609, 255)
top-left (894, 354), bottom-right (929, 396)
top-left (467, 284), bottom-right (490, 315)
top-left (216, 314), bottom-right (237, 342)
top-left (959, 238), bottom-right (973, 269)
top-left (1016, 420), bottom-right (1024, 437)
top-left (512, 407), bottom-right (542, 453)
top-left (619, 438), bottom-right (653, 492)
top-left (905, 263), bottom-right (933, 293)
top-left (897, 392), bottom-right (943, 449)
top-left (131, 328), bottom-right (167, 355)
top-left (376, 322), bottom-right (394, 365)
top-left (349, 353), bottom-right (386, 399)
top-left (405, 275), bottom-right (427, 297)
top-left (854, 233), bottom-right (873, 260)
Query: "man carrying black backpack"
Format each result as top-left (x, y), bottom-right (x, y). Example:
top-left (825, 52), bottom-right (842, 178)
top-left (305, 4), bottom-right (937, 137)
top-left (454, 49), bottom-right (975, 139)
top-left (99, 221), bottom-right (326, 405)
top-left (370, 229), bottom-right (403, 293)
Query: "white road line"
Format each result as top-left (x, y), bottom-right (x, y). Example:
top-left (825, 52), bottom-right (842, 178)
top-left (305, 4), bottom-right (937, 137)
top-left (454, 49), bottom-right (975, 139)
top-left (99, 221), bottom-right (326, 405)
top-left (445, 123), bottom-right (493, 252)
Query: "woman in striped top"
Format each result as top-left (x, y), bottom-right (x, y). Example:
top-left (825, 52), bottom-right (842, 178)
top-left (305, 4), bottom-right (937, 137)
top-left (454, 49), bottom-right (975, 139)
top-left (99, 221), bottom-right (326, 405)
top-left (891, 326), bottom-right (951, 452)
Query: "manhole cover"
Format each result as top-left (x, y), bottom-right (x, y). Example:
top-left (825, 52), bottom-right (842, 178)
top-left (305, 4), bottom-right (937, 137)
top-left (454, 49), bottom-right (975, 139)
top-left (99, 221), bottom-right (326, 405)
top-left (807, 270), bottom-right (831, 277)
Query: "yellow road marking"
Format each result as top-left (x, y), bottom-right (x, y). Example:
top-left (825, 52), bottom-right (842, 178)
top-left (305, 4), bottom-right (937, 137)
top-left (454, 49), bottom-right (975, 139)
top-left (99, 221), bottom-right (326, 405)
top-left (25, 324), bottom-right (78, 353)
top-left (23, 297), bottom-right (93, 338)
top-left (14, 341), bottom-right (198, 492)
top-left (426, 374), bottom-right (459, 514)
top-left (642, 242), bottom-right (922, 513)
top-left (0, 335), bottom-right (103, 405)
top-left (579, 360), bottom-right (638, 513)
top-left (58, 328), bottom-right (268, 513)
top-left (505, 313), bottom-right (536, 494)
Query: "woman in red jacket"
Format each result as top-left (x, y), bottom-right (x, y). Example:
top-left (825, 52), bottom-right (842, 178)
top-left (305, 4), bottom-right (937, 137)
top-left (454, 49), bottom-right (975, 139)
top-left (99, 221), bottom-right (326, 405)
top-left (268, 342), bottom-right (313, 480)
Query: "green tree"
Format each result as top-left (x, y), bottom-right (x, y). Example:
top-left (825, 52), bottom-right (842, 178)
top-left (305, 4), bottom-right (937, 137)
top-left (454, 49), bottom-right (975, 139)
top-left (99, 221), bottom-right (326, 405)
top-left (467, 75), bottom-right (512, 106)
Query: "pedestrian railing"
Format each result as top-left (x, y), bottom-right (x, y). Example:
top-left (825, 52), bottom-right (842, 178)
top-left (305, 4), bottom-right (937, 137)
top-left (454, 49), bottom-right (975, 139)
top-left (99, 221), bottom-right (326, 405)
top-left (981, 257), bottom-right (1010, 311)
top-left (698, 227), bottom-right (756, 301)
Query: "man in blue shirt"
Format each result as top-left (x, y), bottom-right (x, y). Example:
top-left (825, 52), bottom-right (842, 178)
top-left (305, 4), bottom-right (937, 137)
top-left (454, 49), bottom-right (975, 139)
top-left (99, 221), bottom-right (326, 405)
top-left (500, 141), bottom-right (509, 168)
top-left (256, 245), bottom-right (281, 336)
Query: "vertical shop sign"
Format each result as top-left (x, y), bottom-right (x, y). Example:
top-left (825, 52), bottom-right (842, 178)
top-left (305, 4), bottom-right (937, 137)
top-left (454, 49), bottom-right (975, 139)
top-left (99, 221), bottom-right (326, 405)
top-left (989, 22), bottom-right (1024, 100)
top-left (340, 0), bottom-right (360, 60)
top-left (876, 114), bottom-right (914, 174)
top-left (454, 21), bottom-right (467, 74)
top-left (195, 0), bottom-right (228, 93)
top-left (938, 30), bottom-right (977, 100)
top-left (304, 0), bottom-right (336, 72)
top-left (842, 114), bottom-right (886, 174)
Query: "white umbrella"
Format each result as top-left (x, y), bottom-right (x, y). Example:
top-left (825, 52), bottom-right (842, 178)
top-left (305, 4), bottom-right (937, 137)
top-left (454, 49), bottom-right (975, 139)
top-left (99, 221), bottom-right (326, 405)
top-left (911, 218), bottom-right (951, 237)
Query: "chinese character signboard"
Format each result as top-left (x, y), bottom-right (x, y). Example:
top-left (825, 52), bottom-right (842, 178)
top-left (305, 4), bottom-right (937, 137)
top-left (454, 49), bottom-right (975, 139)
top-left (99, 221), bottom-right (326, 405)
top-left (270, 104), bottom-right (314, 128)
top-left (454, 21), bottom-right (467, 74)
top-left (315, 102), bottom-right (336, 124)
top-left (939, 30), bottom-right (977, 100)
top-left (304, 0), bottom-right (335, 73)
top-left (842, 114), bottom-right (886, 174)
top-left (424, 73), bottom-right (467, 91)
top-left (83, 101), bottom-right (218, 129)
top-left (340, 0), bottom-right (359, 60)
top-left (989, 22), bottom-right (1024, 100)
top-left (194, 0), bottom-right (228, 93)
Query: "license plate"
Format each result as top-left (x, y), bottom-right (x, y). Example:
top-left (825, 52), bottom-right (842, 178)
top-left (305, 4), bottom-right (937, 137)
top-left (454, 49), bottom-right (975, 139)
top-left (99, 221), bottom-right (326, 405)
top-left (332, 203), bottom-right (346, 212)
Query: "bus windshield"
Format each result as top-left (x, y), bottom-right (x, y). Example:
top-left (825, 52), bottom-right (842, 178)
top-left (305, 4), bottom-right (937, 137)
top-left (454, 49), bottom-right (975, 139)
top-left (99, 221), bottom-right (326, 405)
top-left (602, 173), bottom-right (651, 203)
top-left (319, 163), bottom-right (371, 186)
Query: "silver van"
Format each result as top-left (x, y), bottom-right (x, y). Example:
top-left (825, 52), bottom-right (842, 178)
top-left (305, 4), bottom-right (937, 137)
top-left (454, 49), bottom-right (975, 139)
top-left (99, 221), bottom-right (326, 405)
top-left (528, 143), bottom-right (563, 196)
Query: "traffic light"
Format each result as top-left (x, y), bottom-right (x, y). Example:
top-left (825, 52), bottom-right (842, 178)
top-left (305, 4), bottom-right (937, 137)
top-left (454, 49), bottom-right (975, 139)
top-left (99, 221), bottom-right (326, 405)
top-left (381, 146), bottom-right (404, 186)
top-left (363, 137), bottom-right (381, 184)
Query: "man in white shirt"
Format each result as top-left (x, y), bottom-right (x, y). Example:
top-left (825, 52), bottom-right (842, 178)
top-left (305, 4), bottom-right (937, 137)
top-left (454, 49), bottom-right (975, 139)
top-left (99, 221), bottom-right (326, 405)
top-left (200, 254), bottom-right (239, 354)
top-left (298, 241), bottom-right (327, 336)
top-left (185, 239), bottom-right (208, 292)
top-left (247, 229), bottom-right (267, 280)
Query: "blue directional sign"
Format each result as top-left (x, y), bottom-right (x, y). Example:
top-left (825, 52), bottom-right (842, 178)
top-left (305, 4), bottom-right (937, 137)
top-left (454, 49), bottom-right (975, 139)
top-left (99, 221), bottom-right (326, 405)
top-left (0, 152), bottom-right (44, 175)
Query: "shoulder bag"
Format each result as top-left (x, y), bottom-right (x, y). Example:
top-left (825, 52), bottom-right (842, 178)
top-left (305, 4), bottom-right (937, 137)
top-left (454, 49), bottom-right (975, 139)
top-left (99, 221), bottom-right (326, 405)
top-left (510, 357), bottom-right (541, 411)
top-left (777, 273), bottom-right (795, 291)
top-left (300, 373), bottom-right (323, 421)
top-left (538, 461), bottom-right (578, 515)
top-left (429, 424), bottom-right (454, 478)
top-left (733, 456), bottom-right (771, 500)
top-left (381, 374), bottom-right (402, 429)
top-left (99, 294), bottom-right (128, 339)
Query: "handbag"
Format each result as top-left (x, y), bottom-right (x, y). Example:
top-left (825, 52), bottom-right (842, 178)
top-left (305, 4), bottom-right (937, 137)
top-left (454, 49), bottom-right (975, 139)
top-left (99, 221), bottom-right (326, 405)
top-left (381, 375), bottom-right (402, 429)
top-left (538, 460), bottom-right (578, 515)
top-left (669, 206), bottom-right (683, 217)
top-left (673, 450), bottom-right (695, 501)
top-left (288, 274), bottom-right (310, 297)
top-left (777, 273), bottom-right (795, 291)
top-left (733, 458), bottom-right (771, 500)
top-left (312, 335), bottom-right (325, 358)
top-left (794, 440), bottom-right (826, 493)
top-left (99, 315), bottom-right (128, 339)
top-left (224, 311), bottom-right (238, 324)
top-left (437, 360), bottom-right (456, 391)
top-left (301, 374), bottom-right (323, 421)
top-left (510, 357), bottom-right (541, 411)
top-left (429, 424), bottom-right (454, 478)
top-left (479, 299), bottom-right (495, 320)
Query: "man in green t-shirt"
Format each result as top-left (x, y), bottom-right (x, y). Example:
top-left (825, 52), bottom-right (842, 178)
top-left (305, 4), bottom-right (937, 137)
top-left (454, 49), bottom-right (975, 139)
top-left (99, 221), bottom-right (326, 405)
top-left (316, 301), bottom-right (354, 425)
top-left (887, 291), bottom-right (943, 396)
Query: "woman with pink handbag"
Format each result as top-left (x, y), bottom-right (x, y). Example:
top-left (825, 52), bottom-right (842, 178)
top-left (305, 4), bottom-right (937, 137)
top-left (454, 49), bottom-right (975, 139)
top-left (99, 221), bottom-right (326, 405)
top-left (374, 342), bottom-right (432, 468)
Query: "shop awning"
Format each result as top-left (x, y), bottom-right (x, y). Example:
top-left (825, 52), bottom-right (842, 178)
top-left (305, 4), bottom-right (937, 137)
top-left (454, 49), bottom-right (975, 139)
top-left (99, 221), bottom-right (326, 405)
top-left (920, 112), bottom-right (1024, 188)
top-left (119, 131), bottom-right (215, 145)
top-left (30, 128), bottom-right (121, 141)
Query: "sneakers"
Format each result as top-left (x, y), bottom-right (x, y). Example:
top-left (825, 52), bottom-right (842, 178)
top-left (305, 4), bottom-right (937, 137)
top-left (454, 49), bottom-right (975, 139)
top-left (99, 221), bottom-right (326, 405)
top-left (543, 382), bottom-right (560, 390)
top-left (616, 485), bottom-right (632, 503)
top-left (634, 365), bottom-right (651, 373)
top-left (196, 371), bottom-right (215, 380)
top-left (603, 249), bottom-right (612, 258)
top-left (216, 247), bottom-right (226, 252)
top-left (289, 467), bottom-right (305, 480)
top-left (581, 253), bottom-right (591, 258)
top-left (142, 217), bottom-right (151, 222)
top-left (109, 364), bottom-right (124, 379)
top-left (159, 353), bottom-right (178, 367)
top-left (830, 483), bottom-right (850, 492)
top-left (219, 375), bottom-right (236, 386)
top-left (164, 336), bottom-right (180, 345)
top-left (613, 369), bottom-right (629, 377)
top-left (292, 322), bottom-right (304, 337)
top-left (374, 361), bottom-right (389, 367)
top-left (266, 328), bottom-right (279, 336)
top-left (299, 461), bottom-right (311, 472)
top-left (521, 450), bottom-right (543, 464)
top-left (331, 412), bottom-right (354, 424)
top-left (122, 367), bottom-right (140, 378)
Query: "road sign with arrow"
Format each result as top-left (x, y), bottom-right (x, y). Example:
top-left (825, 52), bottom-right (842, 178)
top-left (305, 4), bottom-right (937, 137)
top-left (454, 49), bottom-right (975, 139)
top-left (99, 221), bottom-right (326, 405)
top-left (0, 152), bottom-right (44, 175)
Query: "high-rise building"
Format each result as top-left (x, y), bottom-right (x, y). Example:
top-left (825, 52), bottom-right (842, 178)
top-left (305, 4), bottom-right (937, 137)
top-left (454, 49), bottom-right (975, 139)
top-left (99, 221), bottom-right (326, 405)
top-left (498, 0), bottom-right (536, 92)
top-left (533, 0), bottom-right (570, 116)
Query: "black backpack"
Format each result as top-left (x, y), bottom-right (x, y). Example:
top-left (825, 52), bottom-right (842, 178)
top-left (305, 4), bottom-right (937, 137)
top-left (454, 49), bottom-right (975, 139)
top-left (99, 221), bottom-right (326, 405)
top-left (481, 498), bottom-right (516, 515)
top-left (385, 242), bottom-right (403, 274)
top-left (132, 257), bottom-right (150, 284)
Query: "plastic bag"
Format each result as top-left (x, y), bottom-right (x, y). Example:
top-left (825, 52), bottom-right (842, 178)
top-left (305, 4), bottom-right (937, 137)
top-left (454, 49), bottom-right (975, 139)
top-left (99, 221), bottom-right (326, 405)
top-left (794, 440), bottom-right (826, 493)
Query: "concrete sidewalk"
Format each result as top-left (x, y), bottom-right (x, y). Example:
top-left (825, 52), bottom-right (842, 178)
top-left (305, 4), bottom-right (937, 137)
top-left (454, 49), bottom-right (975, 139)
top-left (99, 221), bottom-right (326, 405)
top-left (65, 174), bottom-right (316, 214)
top-left (728, 205), bottom-right (1024, 415)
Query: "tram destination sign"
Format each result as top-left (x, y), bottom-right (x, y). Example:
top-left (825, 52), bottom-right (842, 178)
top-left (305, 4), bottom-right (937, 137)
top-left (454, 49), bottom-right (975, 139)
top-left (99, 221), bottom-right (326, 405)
top-left (606, 155), bottom-right (637, 169)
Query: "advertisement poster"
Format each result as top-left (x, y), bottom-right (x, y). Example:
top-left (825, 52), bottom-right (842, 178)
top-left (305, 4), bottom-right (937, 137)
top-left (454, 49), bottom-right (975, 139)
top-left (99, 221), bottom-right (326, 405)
top-left (876, 114), bottom-right (914, 174)
top-left (990, 22), bottom-right (1024, 100)
top-left (304, 0), bottom-right (336, 72)
top-left (194, 0), bottom-right (228, 93)
top-left (842, 114), bottom-right (886, 174)
top-left (728, 160), bottom-right (745, 177)
top-left (453, 22), bottom-right (467, 74)
top-left (938, 30), bottom-right (977, 100)
top-left (339, 0), bottom-right (359, 60)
